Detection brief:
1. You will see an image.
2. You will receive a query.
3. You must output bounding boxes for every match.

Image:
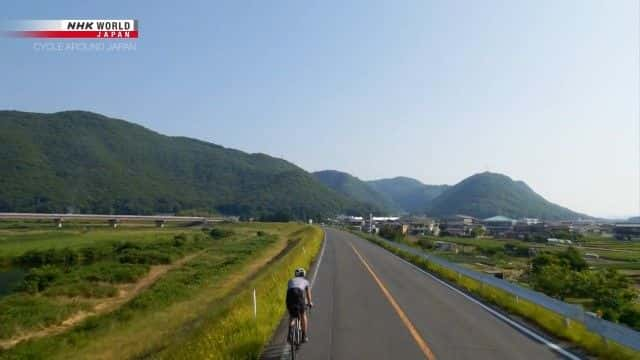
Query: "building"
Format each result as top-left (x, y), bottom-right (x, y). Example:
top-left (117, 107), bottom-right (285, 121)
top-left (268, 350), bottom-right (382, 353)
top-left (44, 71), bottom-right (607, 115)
top-left (439, 215), bottom-right (479, 237)
top-left (482, 216), bottom-right (516, 237)
top-left (336, 215), bottom-right (365, 231)
top-left (613, 223), bottom-right (640, 241)
top-left (400, 216), bottom-right (439, 236)
top-left (363, 214), bottom-right (401, 233)
top-left (511, 222), bottom-right (549, 241)
top-left (569, 220), bottom-right (602, 234)
top-left (519, 218), bottom-right (540, 225)
top-left (547, 238), bottom-right (573, 245)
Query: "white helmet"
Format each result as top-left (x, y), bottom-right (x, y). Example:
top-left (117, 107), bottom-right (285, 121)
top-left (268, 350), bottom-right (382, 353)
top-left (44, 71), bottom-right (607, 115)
top-left (294, 268), bottom-right (306, 277)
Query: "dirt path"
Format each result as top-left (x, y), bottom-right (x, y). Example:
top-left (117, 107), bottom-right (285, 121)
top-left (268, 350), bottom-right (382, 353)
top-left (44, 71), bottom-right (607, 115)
top-left (0, 250), bottom-right (205, 349)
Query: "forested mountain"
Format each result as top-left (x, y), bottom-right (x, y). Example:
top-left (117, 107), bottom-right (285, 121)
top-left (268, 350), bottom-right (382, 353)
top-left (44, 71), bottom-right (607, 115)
top-left (0, 111), bottom-right (374, 218)
top-left (0, 111), bottom-right (589, 220)
top-left (426, 172), bottom-right (586, 220)
top-left (312, 170), bottom-right (397, 214)
top-left (367, 177), bottom-right (448, 214)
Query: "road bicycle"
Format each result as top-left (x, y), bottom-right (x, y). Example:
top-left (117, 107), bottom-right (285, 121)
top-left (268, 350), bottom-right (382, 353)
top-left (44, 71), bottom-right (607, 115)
top-left (287, 305), bottom-right (310, 359)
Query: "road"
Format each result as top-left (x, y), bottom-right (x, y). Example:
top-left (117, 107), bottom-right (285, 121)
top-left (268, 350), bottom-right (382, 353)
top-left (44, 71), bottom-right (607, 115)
top-left (263, 228), bottom-right (574, 360)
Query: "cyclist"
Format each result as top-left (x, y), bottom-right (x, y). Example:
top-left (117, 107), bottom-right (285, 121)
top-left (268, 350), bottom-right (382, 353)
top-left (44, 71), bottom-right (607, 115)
top-left (286, 268), bottom-right (314, 343)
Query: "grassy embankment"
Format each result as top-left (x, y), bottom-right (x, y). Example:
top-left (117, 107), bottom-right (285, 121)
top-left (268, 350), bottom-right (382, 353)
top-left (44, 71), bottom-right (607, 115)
top-left (355, 231), bottom-right (640, 360)
top-left (0, 222), bottom-right (320, 359)
top-left (165, 225), bottom-right (323, 359)
top-left (0, 225), bottom-right (208, 345)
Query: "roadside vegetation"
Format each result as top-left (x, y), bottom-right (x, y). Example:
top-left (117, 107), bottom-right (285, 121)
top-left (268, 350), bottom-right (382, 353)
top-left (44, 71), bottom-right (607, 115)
top-left (166, 225), bottom-right (323, 359)
top-left (356, 230), bottom-right (640, 360)
top-left (0, 221), bottom-right (319, 359)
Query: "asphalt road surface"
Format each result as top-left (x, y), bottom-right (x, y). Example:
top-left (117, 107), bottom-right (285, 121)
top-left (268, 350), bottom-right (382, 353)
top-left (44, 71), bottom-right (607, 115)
top-left (262, 228), bottom-right (574, 360)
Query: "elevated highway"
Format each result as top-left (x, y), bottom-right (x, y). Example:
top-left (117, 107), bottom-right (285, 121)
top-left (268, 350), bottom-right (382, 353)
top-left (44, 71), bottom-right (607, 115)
top-left (0, 212), bottom-right (236, 228)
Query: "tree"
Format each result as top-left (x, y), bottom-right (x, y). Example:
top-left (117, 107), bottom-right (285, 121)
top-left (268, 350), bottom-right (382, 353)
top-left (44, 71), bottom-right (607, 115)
top-left (531, 253), bottom-right (558, 275)
top-left (470, 226), bottom-right (485, 238)
top-left (530, 263), bottom-right (573, 300)
top-left (379, 225), bottom-right (405, 242)
top-left (589, 269), bottom-right (635, 321)
top-left (558, 246), bottom-right (587, 271)
top-left (528, 250), bottom-right (639, 326)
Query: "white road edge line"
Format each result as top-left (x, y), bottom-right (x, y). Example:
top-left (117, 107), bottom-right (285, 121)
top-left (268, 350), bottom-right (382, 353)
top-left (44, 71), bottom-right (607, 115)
top-left (367, 239), bottom-right (582, 360)
top-left (279, 229), bottom-right (328, 360)
top-left (310, 230), bottom-right (327, 286)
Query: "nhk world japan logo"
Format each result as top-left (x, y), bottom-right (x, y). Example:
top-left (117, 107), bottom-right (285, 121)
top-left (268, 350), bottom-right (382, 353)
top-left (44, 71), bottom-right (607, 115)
top-left (5, 19), bottom-right (138, 39)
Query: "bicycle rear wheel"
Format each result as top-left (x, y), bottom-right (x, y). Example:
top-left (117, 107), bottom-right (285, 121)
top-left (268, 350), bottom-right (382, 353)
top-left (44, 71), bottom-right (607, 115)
top-left (290, 318), bottom-right (300, 359)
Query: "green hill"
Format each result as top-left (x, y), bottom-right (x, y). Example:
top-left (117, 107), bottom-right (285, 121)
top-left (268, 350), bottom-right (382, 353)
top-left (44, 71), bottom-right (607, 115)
top-left (0, 110), bottom-right (373, 218)
top-left (426, 172), bottom-right (586, 220)
top-left (367, 177), bottom-right (448, 214)
top-left (312, 170), bottom-right (397, 214)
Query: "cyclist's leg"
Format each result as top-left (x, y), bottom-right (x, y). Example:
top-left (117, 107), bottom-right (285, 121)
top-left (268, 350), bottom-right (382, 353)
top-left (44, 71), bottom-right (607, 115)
top-left (301, 310), bottom-right (308, 339)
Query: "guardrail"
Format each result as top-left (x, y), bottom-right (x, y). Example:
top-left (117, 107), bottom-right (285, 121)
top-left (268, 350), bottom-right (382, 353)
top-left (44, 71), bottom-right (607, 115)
top-left (369, 235), bottom-right (640, 352)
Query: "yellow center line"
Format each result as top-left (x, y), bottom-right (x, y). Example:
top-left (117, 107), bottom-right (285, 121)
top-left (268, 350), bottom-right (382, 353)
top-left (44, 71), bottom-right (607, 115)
top-left (349, 242), bottom-right (437, 360)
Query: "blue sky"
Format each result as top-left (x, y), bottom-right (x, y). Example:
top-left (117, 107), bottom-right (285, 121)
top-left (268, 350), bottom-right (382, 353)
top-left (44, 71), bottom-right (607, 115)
top-left (1, 1), bottom-right (638, 218)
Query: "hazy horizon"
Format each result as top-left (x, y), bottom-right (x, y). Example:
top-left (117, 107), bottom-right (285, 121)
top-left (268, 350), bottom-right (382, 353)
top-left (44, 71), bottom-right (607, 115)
top-left (1, 1), bottom-right (638, 218)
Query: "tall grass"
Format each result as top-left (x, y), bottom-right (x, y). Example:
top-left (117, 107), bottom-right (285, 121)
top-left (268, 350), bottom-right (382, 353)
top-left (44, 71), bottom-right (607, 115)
top-left (359, 233), bottom-right (640, 360)
top-left (167, 226), bottom-right (323, 359)
top-left (0, 226), bottom-right (288, 359)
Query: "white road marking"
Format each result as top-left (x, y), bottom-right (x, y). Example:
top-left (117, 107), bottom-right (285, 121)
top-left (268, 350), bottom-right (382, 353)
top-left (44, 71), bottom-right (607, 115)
top-left (310, 230), bottom-right (327, 286)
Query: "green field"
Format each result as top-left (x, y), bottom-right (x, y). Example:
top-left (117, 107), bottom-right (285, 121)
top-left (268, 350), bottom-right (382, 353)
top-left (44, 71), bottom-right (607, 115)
top-left (422, 235), bottom-right (640, 271)
top-left (0, 221), bottom-right (321, 359)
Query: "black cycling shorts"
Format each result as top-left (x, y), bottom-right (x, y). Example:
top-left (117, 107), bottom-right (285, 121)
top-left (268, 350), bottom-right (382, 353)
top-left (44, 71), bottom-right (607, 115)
top-left (286, 287), bottom-right (305, 318)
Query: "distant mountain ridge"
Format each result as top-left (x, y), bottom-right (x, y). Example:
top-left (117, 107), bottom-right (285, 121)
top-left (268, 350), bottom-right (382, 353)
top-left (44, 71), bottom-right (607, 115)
top-left (367, 177), bottom-right (448, 214)
top-left (312, 170), bottom-right (398, 214)
top-left (316, 170), bottom-right (586, 220)
top-left (426, 172), bottom-right (586, 220)
top-left (0, 110), bottom-right (376, 218)
top-left (0, 110), bottom-right (589, 220)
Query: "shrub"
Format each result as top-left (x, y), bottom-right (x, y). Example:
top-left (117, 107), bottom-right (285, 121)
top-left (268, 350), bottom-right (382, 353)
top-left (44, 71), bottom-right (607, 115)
top-left (21, 265), bottom-right (63, 293)
top-left (45, 282), bottom-right (117, 298)
top-left (112, 241), bottom-right (142, 254)
top-left (117, 249), bottom-right (172, 265)
top-left (0, 294), bottom-right (81, 339)
top-left (478, 246), bottom-right (503, 256)
top-left (15, 248), bottom-right (79, 268)
top-left (504, 243), bottom-right (529, 257)
top-left (378, 225), bottom-right (405, 242)
top-left (209, 228), bottom-right (234, 239)
top-left (81, 263), bottom-right (149, 283)
top-left (417, 237), bottom-right (435, 250)
top-left (619, 307), bottom-right (640, 330)
top-left (173, 234), bottom-right (188, 247)
top-left (79, 247), bottom-right (109, 264)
